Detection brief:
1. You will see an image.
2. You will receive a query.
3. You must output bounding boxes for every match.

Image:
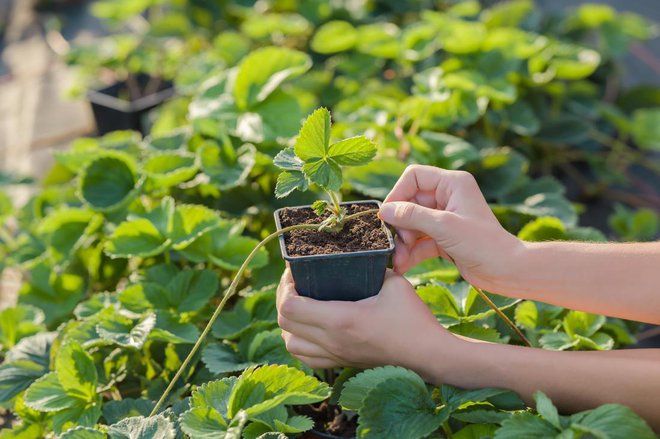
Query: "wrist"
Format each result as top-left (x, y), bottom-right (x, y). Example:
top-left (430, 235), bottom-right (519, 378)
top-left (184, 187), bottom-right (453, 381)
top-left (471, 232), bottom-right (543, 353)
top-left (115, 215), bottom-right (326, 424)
top-left (479, 235), bottom-right (530, 297)
top-left (406, 326), bottom-right (470, 386)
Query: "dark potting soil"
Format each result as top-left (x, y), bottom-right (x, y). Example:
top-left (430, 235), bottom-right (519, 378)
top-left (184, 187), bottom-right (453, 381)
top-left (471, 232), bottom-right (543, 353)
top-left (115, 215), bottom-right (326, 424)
top-left (296, 401), bottom-right (358, 438)
top-left (278, 203), bottom-right (390, 257)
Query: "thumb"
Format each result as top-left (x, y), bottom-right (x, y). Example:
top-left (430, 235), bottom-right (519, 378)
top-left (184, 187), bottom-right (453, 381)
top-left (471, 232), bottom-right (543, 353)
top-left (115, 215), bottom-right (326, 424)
top-left (379, 201), bottom-right (451, 239)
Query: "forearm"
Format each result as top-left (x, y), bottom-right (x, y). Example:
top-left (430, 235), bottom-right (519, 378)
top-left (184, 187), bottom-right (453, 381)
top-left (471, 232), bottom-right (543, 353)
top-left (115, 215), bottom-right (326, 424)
top-left (416, 335), bottom-right (660, 430)
top-left (492, 241), bottom-right (660, 324)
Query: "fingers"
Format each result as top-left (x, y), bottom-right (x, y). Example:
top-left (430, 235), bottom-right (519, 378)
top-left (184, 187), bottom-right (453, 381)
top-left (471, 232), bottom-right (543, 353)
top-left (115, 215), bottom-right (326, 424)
top-left (276, 268), bottom-right (357, 331)
top-left (384, 164), bottom-right (454, 208)
top-left (281, 331), bottom-right (340, 360)
top-left (393, 236), bottom-right (442, 273)
top-left (380, 201), bottom-right (455, 239)
top-left (278, 314), bottom-right (332, 346)
top-left (384, 165), bottom-right (487, 217)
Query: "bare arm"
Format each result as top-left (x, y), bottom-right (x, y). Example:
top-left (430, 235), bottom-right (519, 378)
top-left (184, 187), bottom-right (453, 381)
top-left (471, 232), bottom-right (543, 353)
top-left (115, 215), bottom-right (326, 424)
top-left (496, 241), bottom-right (660, 324)
top-left (419, 335), bottom-right (660, 430)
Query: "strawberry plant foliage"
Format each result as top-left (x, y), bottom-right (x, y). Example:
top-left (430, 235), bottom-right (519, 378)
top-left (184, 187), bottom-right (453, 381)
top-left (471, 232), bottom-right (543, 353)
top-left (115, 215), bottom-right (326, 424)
top-left (0, 0), bottom-right (658, 437)
top-left (275, 107), bottom-right (377, 197)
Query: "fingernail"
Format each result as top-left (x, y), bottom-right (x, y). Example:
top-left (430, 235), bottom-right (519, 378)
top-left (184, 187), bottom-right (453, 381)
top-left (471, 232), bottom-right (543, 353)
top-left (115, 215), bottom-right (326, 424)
top-left (379, 203), bottom-right (396, 222)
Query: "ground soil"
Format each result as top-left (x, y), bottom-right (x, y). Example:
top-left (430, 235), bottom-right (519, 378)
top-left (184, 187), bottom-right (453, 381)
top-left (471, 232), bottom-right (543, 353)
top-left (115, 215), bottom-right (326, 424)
top-left (296, 401), bottom-right (358, 438)
top-left (278, 203), bottom-right (390, 257)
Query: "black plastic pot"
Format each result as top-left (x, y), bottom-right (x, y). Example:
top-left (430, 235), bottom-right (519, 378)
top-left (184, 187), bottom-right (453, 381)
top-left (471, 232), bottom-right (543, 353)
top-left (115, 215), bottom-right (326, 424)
top-left (87, 75), bottom-right (175, 136)
top-left (274, 200), bottom-right (394, 301)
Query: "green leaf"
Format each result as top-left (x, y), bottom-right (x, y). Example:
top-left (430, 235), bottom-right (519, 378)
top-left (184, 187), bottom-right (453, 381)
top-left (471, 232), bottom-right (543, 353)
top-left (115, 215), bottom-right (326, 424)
top-left (518, 217), bottom-right (567, 242)
top-left (74, 293), bottom-right (120, 319)
top-left (494, 412), bottom-right (559, 438)
top-left (105, 219), bottom-right (170, 259)
top-left (294, 107), bottom-right (331, 161)
top-left (0, 305), bottom-right (45, 350)
top-left (449, 323), bottom-right (504, 343)
top-left (103, 398), bottom-right (156, 424)
top-left (236, 91), bottom-right (303, 142)
top-left (211, 289), bottom-right (277, 340)
top-left (515, 301), bottom-right (538, 330)
top-left (327, 136), bottom-right (377, 166)
top-left (570, 404), bottom-right (656, 438)
top-left (144, 267), bottom-right (218, 313)
top-left (228, 365), bottom-right (330, 419)
top-left (539, 332), bottom-right (578, 351)
top-left (202, 342), bottom-right (253, 374)
top-left (537, 116), bottom-right (592, 144)
top-left (311, 200), bottom-right (327, 215)
top-left (143, 152), bottom-right (198, 188)
top-left (311, 20), bottom-right (358, 54)
top-left (36, 207), bottom-right (103, 264)
top-left (59, 426), bottom-right (106, 438)
top-left (441, 385), bottom-right (524, 412)
top-left (563, 311), bottom-right (605, 338)
top-left (190, 377), bottom-right (238, 417)
top-left (170, 204), bottom-right (222, 250)
top-left (179, 226), bottom-right (268, 271)
top-left (534, 391), bottom-right (560, 428)
top-left (0, 360), bottom-right (46, 404)
top-left (356, 23), bottom-right (400, 58)
top-left (302, 158), bottom-right (342, 192)
top-left (208, 236), bottom-right (268, 271)
top-left (234, 46), bottom-right (311, 110)
top-left (273, 147), bottom-right (304, 171)
top-left (340, 366), bottom-right (422, 411)
top-left (53, 398), bottom-right (102, 434)
top-left (24, 372), bottom-right (76, 412)
top-left (96, 313), bottom-right (156, 349)
top-left (150, 311), bottom-right (200, 344)
top-left (454, 424), bottom-right (498, 439)
top-left (200, 142), bottom-right (256, 190)
top-left (108, 415), bottom-right (176, 439)
top-left (357, 376), bottom-right (441, 439)
top-left (55, 342), bottom-right (97, 401)
top-left (275, 171), bottom-right (309, 198)
top-left (631, 108), bottom-right (660, 151)
top-left (79, 153), bottom-right (141, 213)
top-left (179, 407), bottom-right (228, 438)
top-left (609, 205), bottom-right (659, 241)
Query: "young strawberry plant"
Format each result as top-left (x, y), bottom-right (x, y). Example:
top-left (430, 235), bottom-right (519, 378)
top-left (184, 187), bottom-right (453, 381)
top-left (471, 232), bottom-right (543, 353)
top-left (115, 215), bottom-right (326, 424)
top-left (274, 107), bottom-right (379, 230)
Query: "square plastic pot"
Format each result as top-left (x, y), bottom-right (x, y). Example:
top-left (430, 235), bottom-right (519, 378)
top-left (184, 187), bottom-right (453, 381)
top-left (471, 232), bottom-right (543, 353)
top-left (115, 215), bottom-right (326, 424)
top-left (274, 200), bottom-right (395, 301)
top-left (87, 75), bottom-right (175, 136)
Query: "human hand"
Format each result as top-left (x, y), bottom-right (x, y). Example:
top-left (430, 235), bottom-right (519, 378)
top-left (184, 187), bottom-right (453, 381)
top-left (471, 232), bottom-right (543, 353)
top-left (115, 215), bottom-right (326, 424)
top-left (381, 164), bottom-right (523, 292)
top-left (276, 267), bottom-right (458, 372)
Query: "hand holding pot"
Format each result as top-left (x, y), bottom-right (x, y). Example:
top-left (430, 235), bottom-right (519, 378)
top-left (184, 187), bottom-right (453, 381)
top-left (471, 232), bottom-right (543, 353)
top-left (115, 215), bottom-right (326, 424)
top-left (380, 164), bottom-right (523, 292)
top-left (276, 267), bottom-right (459, 371)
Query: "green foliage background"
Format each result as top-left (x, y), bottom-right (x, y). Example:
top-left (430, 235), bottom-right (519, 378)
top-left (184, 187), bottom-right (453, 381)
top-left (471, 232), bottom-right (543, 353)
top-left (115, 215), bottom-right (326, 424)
top-left (0, 0), bottom-right (658, 437)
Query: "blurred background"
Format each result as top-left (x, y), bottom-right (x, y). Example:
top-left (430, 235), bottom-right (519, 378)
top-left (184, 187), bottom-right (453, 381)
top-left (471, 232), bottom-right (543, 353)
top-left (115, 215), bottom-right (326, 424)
top-left (0, 0), bottom-right (659, 307)
top-left (0, 0), bottom-right (658, 181)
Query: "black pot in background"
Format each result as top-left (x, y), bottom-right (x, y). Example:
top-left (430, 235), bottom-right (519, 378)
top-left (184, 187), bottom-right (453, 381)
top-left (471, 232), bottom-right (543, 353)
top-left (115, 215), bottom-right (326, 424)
top-left (274, 200), bottom-right (394, 301)
top-left (87, 75), bottom-right (175, 136)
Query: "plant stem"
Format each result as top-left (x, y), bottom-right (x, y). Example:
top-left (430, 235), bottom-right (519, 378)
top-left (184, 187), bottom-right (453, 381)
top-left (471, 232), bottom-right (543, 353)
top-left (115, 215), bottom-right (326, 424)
top-left (149, 209), bottom-right (381, 416)
top-left (472, 286), bottom-right (532, 347)
top-left (328, 191), bottom-right (342, 215)
top-left (441, 421), bottom-right (453, 439)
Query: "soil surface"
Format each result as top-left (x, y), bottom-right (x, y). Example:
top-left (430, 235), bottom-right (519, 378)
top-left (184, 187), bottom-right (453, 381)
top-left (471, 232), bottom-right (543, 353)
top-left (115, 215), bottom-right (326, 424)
top-left (279, 203), bottom-right (390, 257)
top-left (297, 401), bottom-right (358, 438)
